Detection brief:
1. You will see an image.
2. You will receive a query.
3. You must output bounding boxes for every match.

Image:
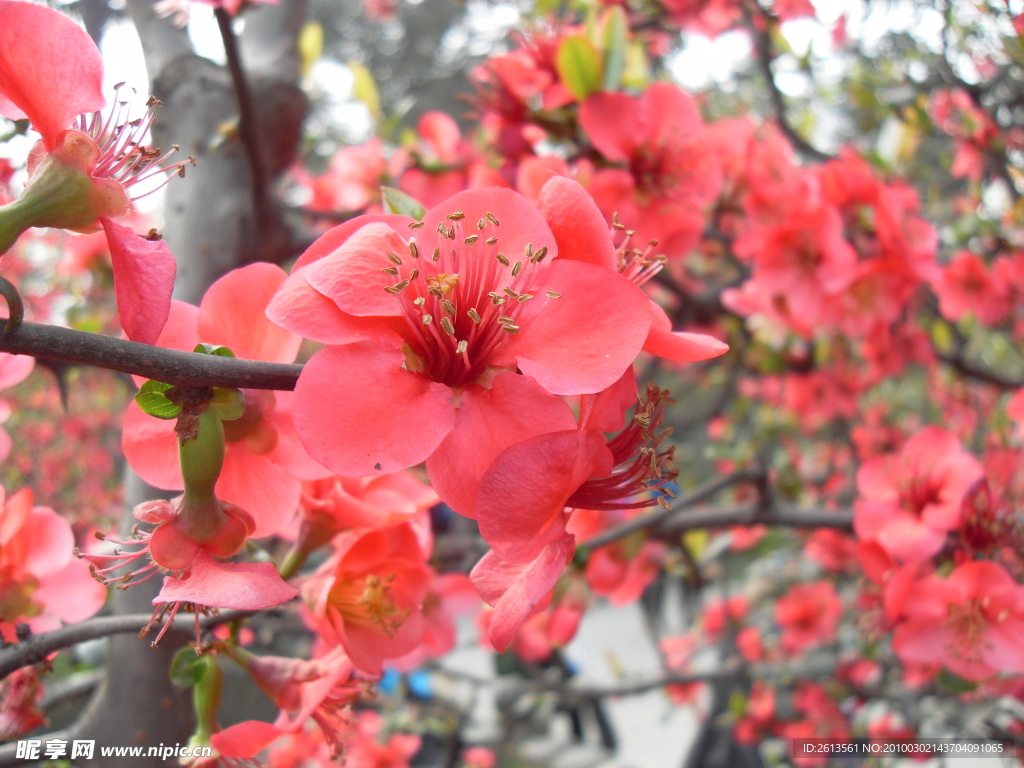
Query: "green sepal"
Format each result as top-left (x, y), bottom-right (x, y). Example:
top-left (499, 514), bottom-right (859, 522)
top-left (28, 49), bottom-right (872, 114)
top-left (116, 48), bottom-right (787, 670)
top-left (194, 343), bottom-right (236, 357)
top-left (135, 380), bottom-right (181, 420)
top-left (209, 387), bottom-right (245, 422)
top-left (170, 646), bottom-right (208, 688)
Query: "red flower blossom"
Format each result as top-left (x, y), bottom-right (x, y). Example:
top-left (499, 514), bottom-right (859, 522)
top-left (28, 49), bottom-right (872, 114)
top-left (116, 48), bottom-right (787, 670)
top-left (212, 647), bottom-right (360, 759)
top-left (893, 560), bottom-right (1024, 681)
top-left (579, 83), bottom-right (722, 258)
top-left (267, 184), bottom-right (653, 515)
top-left (303, 523), bottom-right (431, 675)
top-left (774, 581), bottom-right (842, 654)
top-left (854, 426), bottom-right (983, 562)
top-left (0, 486), bottom-right (105, 639)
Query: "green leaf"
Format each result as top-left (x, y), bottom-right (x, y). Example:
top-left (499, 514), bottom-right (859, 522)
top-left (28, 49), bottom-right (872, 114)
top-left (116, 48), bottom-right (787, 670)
top-left (135, 380), bottom-right (180, 420)
top-left (556, 36), bottom-right (603, 102)
top-left (350, 62), bottom-right (382, 121)
top-left (601, 6), bottom-right (628, 91)
top-left (194, 343), bottom-right (235, 358)
top-left (622, 41), bottom-right (650, 90)
top-left (209, 387), bottom-right (245, 422)
top-left (381, 186), bottom-right (426, 220)
top-left (935, 667), bottom-right (977, 695)
top-left (169, 646), bottom-right (208, 687)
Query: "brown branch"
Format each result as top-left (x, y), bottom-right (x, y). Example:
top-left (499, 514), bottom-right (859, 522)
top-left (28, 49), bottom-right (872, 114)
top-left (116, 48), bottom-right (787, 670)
top-left (0, 321), bottom-right (301, 390)
top-left (0, 610), bottom-right (254, 681)
top-left (655, 502), bottom-right (854, 538)
top-left (215, 7), bottom-right (274, 230)
top-left (746, 4), bottom-right (833, 163)
top-left (937, 351), bottom-right (1024, 390)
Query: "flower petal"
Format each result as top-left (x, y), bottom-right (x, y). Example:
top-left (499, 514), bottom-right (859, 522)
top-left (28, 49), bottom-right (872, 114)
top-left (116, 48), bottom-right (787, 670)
top-left (155, 552), bottom-right (298, 610)
top-left (538, 177), bottom-right (617, 271)
top-left (426, 373), bottom-right (576, 518)
top-left (579, 92), bottom-right (643, 163)
top-left (471, 539), bottom-right (573, 653)
top-left (211, 721), bottom-right (290, 759)
top-left (303, 223), bottom-right (407, 317)
top-left (509, 259), bottom-right (651, 395)
top-left (216, 443), bottom-right (300, 539)
top-left (0, 1), bottom-right (105, 148)
top-left (101, 218), bottom-right (176, 345)
top-left (265, 267), bottom-right (405, 347)
top-left (292, 343), bottom-right (455, 476)
top-left (476, 429), bottom-right (612, 563)
top-left (122, 400), bottom-right (183, 490)
top-left (293, 214), bottom-right (413, 271)
top-left (198, 263), bottom-right (300, 363)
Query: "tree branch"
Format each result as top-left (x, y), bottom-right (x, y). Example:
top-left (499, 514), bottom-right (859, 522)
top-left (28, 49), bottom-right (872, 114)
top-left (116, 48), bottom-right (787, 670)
top-left (655, 502), bottom-right (853, 538)
top-left (0, 610), bottom-right (253, 680)
top-left (214, 7), bottom-right (274, 232)
top-left (747, 5), bottom-right (833, 163)
top-left (0, 322), bottom-right (301, 390)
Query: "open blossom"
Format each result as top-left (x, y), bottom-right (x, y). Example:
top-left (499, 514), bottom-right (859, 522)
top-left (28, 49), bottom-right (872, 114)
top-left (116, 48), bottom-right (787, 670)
top-left (774, 581), bottom-right (842, 654)
top-left (893, 560), bottom-right (1024, 681)
top-left (537, 176), bottom-right (729, 365)
top-left (267, 183), bottom-right (654, 515)
top-left (0, 486), bottom-right (106, 640)
top-left (854, 426), bottom-right (984, 562)
top-left (123, 263), bottom-right (330, 538)
top-left (932, 250), bottom-right (1009, 326)
top-left (80, 492), bottom-right (298, 646)
top-left (0, 1), bottom-right (189, 343)
top-left (303, 523), bottom-right (431, 675)
top-left (579, 83), bottom-right (723, 258)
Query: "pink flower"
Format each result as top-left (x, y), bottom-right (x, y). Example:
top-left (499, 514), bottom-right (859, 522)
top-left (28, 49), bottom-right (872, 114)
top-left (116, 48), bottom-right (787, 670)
top-left (774, 581), bottom-right (842, 654)
top-left (0, 486), bottom-right (105, 639)
top-left (854, 426), bottom-right (984, 562)
top-left (342, 711), bottom-right (420, 768)
top-left (303, 523), bottom-right (431, 675)
top-left (123, 263), bottom-right (330, 538)
top-left (579, 83), bottom-right (723, 258)
top-left (932, 250), bottom-right (1009, 326)
top-left (0, 1), bottom-right (186, 343)
top-left (267, 184), bottom-right (653, 516)
top-left (893, 560), bottom-right (1024, 681)
top-left (309, 139), bottom-right (389, 213)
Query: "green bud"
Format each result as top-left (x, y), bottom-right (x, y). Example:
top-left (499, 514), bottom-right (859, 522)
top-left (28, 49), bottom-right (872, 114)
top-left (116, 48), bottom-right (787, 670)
top-left (187, 655), bottom-right (224, 757)
top-left (179, 409), bottom-right (225, 502)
